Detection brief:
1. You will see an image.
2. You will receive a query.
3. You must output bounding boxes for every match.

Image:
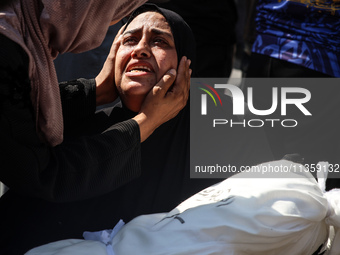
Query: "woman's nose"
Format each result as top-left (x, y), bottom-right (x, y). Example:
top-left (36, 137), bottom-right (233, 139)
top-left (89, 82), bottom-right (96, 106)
top-left (131, 39), bottom-right (151, 58)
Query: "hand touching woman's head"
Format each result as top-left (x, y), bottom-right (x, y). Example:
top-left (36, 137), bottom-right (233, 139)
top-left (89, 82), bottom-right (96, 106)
top-left (115, 4), bottom-right (195, 112)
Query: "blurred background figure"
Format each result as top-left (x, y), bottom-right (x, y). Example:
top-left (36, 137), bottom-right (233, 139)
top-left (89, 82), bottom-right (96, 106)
top-left (247, 0), bottom-right (340, 78)
top-left (243, 0), bottom-right (340, 189)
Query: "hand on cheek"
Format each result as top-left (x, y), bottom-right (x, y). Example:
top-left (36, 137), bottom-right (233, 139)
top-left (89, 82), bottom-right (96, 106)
top-left (133, 56), bottom-right (191, 142)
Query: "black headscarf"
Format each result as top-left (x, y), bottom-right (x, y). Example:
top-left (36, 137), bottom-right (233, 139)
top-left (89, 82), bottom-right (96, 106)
top-left (123, 3), bottom-right (197, 75)
top-left (76, 5), bottom-right (217, 223)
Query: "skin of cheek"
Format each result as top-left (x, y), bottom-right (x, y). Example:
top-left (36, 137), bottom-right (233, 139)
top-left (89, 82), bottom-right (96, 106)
top-left (115, 48), bottom-right (177, 98)
top-left (155, 51), bottom-right (178, 82)
top-left (114, 48), bottom-right (128, 91)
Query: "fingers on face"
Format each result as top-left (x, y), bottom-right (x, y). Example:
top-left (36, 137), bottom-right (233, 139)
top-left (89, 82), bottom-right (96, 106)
top-left (109, 35), bottom-right (123, 57)
top-left (152, 56), bottom-right (191, 101)
top-left (178, 56), bottom-right (191, 82)
top-left (176, 56), bottom-right (191, 100)
top-left (117, 24), bottom-right (126, 37)
top-left (154, 69), bottom-right (177, 95)
top-left (112, 25), bottom-right (126, 49)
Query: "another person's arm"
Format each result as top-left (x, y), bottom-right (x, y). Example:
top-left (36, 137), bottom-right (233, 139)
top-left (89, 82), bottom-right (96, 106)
top-left (0, 38), bottom-right (141, 202)
top-left (0, 34), bottom-right (190, 202)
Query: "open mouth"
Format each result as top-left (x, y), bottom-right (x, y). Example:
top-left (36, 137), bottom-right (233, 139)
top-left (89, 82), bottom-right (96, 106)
top-left (127, 65), bottom-right (152, 73)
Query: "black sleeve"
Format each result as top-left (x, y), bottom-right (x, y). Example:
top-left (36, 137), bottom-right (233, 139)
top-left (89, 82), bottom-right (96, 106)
top-left (0, 34), bottom-right (141, 202)
top-left (59, 78), bottom-right (97, 130)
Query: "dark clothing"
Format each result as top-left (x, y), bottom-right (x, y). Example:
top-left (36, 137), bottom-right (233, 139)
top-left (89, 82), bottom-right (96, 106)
top-left (0, 101), bottom-right (220, 255)
top-left (0, 34), bottom-right (142, 202)
top-left (2, 95), bottom-right (273, 254)
top-left (0, 6), bottom-right (270, 254)
top-left (246, 0), bottom-right (340, 192)
top-left (86, 103), bottom-right (220, 220)
top-left (89, 101), bottom-right (274, 221)
top-left (0, 35), bottom-right (142, 254)
top-left (252, 0), bottom-right (340, 77)
top-left (246, 53), bottom-right (332, 78)
top-left (246, 53), bottom-right (340, 190)
top-left (0, 44), bottom-right (273, 253)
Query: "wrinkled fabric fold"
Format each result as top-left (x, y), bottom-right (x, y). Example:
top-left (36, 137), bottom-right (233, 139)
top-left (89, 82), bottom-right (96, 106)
top-left (0, 0), bottom-right (146, 145)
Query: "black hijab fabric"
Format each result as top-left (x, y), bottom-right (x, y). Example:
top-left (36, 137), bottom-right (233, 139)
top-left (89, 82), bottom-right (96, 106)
top-left (83, 4), bottom-right (273, 224)
top-left (124, 3), bottom-right (196, 74)
top-left (66, 4), bottom-right (220, 228)
top-left (92, 4), bottom-right (215, 221)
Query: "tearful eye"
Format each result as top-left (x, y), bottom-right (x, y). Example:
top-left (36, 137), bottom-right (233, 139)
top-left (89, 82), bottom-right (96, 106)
top-left (123, 37), bottom-right (138, 45)
top-left (153, 37), bottom-right (168, 46)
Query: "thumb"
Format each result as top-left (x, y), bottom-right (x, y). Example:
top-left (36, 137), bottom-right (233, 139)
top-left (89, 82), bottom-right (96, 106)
top-left (154, 69), bottom-right (177, 94)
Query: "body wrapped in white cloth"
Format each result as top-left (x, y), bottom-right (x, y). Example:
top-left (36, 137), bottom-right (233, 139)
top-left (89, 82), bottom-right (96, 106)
top-left (26, 160), bottom-right (340, 255)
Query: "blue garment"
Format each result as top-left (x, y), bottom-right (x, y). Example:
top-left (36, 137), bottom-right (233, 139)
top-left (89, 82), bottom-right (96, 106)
top-left (252, 0), bottom-right (340, 77)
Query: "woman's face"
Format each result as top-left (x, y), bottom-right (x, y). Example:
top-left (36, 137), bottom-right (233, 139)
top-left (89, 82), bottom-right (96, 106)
top-left (115, 11), bottom-right (178, 110)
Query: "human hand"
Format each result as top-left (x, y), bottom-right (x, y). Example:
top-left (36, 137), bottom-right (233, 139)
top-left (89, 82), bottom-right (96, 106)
top-left (133, 56), bottom-right (192, 142)
top-left (95, 25), bottom-right (125, 106)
